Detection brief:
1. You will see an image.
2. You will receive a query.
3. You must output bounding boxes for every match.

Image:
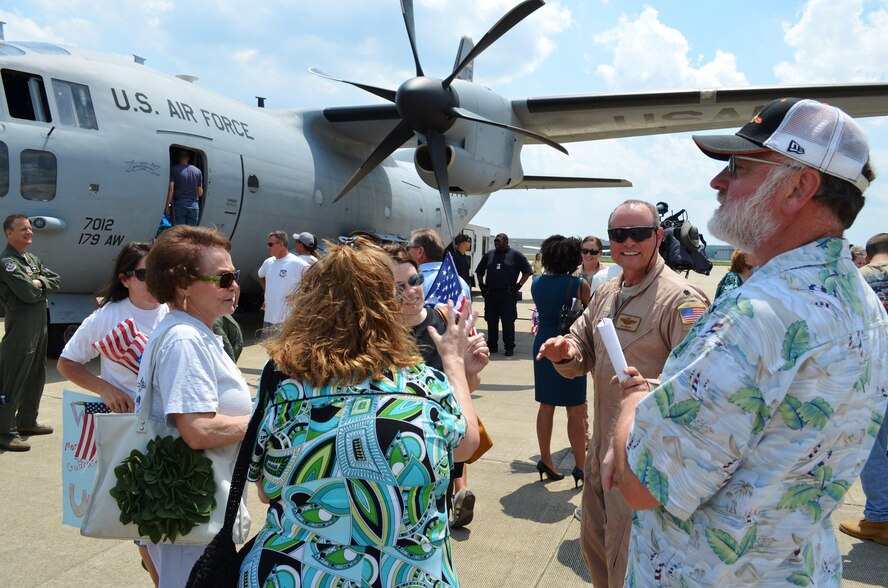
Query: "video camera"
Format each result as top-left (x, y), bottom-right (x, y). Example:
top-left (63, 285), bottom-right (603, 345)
top-left (656, 201), bottom-right (712, 275)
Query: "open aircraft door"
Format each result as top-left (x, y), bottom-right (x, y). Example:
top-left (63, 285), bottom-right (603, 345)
top-left (197, 148), bottom-right (244, 239)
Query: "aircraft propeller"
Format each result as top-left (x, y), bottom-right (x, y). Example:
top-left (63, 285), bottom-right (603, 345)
top-left (311, 0), bottom-right (567, 243)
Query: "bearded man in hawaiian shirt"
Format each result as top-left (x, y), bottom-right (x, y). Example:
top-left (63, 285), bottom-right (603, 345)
top-left (602, 98), bottom-right (888, 587)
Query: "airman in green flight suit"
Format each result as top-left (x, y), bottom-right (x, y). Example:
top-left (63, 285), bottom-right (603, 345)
top-left (0, 214), bottom-right (61, 452)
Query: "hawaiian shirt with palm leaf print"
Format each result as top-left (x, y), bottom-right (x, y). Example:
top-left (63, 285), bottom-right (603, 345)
top-left (626, 238), bottom-right (888, 587)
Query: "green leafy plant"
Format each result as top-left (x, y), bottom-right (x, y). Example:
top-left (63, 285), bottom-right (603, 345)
top-left (109, 435), bottom-right (216, 543)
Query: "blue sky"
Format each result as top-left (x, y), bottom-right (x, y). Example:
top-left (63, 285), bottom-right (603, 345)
top-left (2, 0), bottom-right (887, 247)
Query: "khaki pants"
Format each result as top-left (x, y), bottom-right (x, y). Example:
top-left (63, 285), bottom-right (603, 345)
top-left (581, 434), bottom-right (633, 588)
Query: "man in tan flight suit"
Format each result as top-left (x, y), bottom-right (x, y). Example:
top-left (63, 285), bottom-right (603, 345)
top-left (537, 199), bottom-right (709, 587)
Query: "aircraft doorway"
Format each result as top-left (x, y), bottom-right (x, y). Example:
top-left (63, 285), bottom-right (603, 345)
top-left (167, 146), bottom-right (206, 227)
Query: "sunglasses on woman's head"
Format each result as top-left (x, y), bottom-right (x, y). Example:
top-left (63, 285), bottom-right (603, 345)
top-left (607, 226), bottom-right (658, 243)
top-left (581, 248), bottom-right (601, 255)
top-left (395, 273), bottom-right (424, 297)
top-left (196, 270), bottom-right (240, 289)
top-left (123, 268), bottom-right (147, 281)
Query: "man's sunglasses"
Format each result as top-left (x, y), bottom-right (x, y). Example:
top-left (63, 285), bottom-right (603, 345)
top-left (267, 242), bottom-right (279, 247)
top-left (581, 248), bottom-right (601, 255)
top-left (396, 273), bottom-right (424, 296)
top-left (607, 226), bottom-right (658, 243)
top-left (123, 268), bottom-right (147, 281)
top-left (727, 154), bottom-right (794, 178)
top-left (196, 270), bottom-right (240, 289)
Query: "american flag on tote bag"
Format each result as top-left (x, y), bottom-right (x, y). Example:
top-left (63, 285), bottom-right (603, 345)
top-left (74, 402), bottom-right (112, 461)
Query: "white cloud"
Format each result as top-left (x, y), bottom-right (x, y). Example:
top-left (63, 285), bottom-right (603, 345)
top-left (591, 7), bottom-right (748, 90)
top-left (775, 0), bottom-right (888, 83)
top-left (0, 9), bottom-right (63, 42)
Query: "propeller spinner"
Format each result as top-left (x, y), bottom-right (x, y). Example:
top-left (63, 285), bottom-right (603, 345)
top-left (311, 0), bottom-right (566, 244)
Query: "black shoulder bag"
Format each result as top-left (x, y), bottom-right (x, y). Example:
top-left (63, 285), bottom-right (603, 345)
top-left (557, 276), bottom-right (584, 336)
top-left (186, 361), bottom-right (276, 588)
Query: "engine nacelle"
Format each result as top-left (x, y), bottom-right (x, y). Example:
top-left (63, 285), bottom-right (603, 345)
top-left (413, 80), bottom-right (524, 194)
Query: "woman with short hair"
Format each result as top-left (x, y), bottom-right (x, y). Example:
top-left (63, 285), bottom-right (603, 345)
top-left (139, 225), bottom-right (252, 587)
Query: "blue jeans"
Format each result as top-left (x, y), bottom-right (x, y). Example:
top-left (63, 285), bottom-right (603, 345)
top-left (862, 404), bottom-right (888, 522)
top-left (172, 201), bottom-right (200, 226)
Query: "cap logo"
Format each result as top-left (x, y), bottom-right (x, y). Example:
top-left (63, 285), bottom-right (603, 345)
top-left (786, 140), bottom-right (805, 155)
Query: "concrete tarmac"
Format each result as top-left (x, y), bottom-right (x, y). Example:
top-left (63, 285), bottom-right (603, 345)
top-left (1, 265), bottom-right (886, 586)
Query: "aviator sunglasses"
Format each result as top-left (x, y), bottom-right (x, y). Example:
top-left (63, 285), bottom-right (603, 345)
top-left (728, 154), bottom-right (794, 178)
top-left (196, 269), bottom-right (240, 289)
top-left (396, 273), bottom-right (424, 297)
top-left (581, 248), bottom-right (601, 255)
top-left (123, 268), bottom-right (147, 281)
top-left (607, 226), bottom-right (658, 243)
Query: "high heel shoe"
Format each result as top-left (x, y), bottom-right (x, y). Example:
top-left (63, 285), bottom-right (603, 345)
top-left (536, 461), bottom-right (565, 481)
top-left (572, 466), bottom-right (584, 488)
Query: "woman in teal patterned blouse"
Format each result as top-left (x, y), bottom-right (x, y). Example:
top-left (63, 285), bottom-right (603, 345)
top-left (714, 249), bottom-right (756, 300)
top-left (238, 238), bottom-right (479, 587)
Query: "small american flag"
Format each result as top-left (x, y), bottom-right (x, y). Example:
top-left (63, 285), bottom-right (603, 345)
top-left (74, 401), bottom-right (112, 461)
top-left (92, 318), bottom-right (149, 375)
top-left (425, 253), bottom-right (476, 334)
top-left (679, 305), bottom-right (706, 326)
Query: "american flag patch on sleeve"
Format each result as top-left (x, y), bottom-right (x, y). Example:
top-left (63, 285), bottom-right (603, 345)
top-left (678, 302), bottom-right (706, 326)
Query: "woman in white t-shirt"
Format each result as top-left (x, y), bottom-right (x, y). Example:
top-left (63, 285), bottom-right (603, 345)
top-left (58, 241), bottom-right (168, 585)
top-left (139, 225), bottom-right (252, 588)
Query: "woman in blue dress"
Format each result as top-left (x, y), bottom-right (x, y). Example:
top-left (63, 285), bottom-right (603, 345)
top-left (531, 235), bottom-right (590, 485)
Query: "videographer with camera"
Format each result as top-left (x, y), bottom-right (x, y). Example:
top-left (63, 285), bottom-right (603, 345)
top-left (536, 199), bottom-right (708, 588)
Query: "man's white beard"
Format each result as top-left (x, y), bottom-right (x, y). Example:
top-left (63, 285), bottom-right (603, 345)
top-left (708, 167), bottom-right (792, 253)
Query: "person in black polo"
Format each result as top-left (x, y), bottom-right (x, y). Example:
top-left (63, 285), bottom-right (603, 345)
top-left (475, 233), bottom-right (532, 356)
top-left (445, 234), bottom-right (473, 285)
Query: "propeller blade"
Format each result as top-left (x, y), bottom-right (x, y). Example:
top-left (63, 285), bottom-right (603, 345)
top-left (334, 120), bottom-right (415, 203)
top-left (449, 106), bottom-right (568, 155)
top-left (309, 67), bottom-right (396, 103)
top-left (443, 0), bottom-right (545, 87)
top-left (400, 0), bottom-right (424, 77)
top-left (427, 130), bottom-right (456, 246)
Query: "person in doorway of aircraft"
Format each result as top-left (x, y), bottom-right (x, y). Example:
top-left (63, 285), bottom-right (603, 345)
top-left (535, 200), bottom-right (708, 588)
top-left (475, 233), bottom-right (532, 357)
top-left (603, 98), bottom-right (887, 586)
top-left (293, 231), bottom-right (319, 264)
top-left (57, 241), bottom-right (167, 584)
top-left (0, 214), bottom-right (61, 452)
top-left (165, 150), bottom-right (204, 226)
top-left (258, 231), bottom-right (309, 337)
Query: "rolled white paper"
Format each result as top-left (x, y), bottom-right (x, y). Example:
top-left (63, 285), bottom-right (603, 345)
top-left (597, 317), bottom-right (630, 382)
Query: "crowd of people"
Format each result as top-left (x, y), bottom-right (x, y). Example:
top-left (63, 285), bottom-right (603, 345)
top-left (2, 97), bottom-right (887, 587)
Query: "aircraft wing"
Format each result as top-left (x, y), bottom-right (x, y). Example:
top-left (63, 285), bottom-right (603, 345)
top-left (507, 176), bottom-right (631, 189)
top-left (510, 83), bottom-right (888, 144)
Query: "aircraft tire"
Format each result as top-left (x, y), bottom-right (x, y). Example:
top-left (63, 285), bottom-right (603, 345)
top-left (47, 323), bottom-right (79, 359)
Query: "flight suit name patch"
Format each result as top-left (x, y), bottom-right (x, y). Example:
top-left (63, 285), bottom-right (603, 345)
top-left (615, 314), bottom-right (641, 332)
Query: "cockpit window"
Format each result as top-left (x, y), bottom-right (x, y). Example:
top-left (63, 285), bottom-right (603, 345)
top-left (21, 149), bottom-right (57, 201)
top-left (0, 44), bottom-right (26, 57)
top-left (0, 142), bottom-right (8, 198)
top-left (14, 42), bottom-right (71, 56)
top-left (1, 69), bottom-right (52, 123)
top-left (52, 79), bottom-right (98, 130)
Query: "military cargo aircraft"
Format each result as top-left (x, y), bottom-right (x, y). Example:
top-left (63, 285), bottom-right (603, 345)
top-left (2, 0), bottom-right (888, 354)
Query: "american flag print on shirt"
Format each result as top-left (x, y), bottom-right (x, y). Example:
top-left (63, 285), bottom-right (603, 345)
top-left (425, 252), bottom-right (476, 335)
top-left (74, 401), bottom-right (112, 461)
top-left (92, 318), bottom-right (149, 374)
